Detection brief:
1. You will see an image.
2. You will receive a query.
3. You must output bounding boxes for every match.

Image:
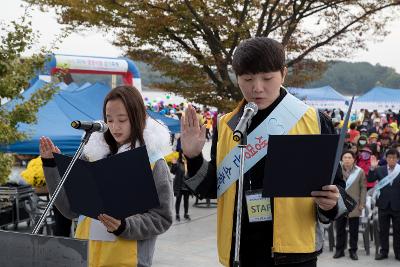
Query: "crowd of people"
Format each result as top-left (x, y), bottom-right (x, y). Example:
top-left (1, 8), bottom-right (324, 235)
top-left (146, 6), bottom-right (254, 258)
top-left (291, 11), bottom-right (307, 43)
top-left (324, 108), bottom-right (400, 261)
top-left (146, 101), bottom-right (218, 145)
top-left (327, 108), bottom-right (400, 180)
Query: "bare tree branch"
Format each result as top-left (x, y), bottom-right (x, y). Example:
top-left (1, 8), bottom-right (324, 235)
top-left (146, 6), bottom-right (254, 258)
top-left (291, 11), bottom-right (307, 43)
top-left (228, 0), bottom-right (252, 57)
top-left (287, 2), bottom-right (399, 66)
top-left (256, 0), bottom-right (271, 36)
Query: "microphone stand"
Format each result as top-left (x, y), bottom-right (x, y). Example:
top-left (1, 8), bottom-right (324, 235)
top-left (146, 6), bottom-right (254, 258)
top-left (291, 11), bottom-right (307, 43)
top-left (233, 127), bottom-right (248, 267)
top-left (32, 130), bottom-right (92, 234)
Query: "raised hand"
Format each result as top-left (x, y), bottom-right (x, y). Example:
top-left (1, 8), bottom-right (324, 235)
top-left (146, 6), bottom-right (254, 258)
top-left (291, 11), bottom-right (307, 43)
top-left (39, 136), bottom-right (61, 159)
top-left (180, 104), bottom-right (206, 158)
top-left (370, 155), bottom-right (379, 169)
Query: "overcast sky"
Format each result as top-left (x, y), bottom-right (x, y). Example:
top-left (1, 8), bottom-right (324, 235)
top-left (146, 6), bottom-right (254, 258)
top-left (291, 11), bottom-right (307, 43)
top-left (2, 1), bottom-right (400, 73)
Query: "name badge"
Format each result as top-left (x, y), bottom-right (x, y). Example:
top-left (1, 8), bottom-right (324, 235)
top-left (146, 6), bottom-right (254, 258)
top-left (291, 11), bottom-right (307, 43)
top-left (245, 189), bottom-right (272, 223)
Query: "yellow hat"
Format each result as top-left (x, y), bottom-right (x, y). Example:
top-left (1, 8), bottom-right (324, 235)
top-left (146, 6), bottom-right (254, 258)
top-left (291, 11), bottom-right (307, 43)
top-left (390, 122), bottom-right (399, 134)
top-left (369, 133), bottom-right (378, 139)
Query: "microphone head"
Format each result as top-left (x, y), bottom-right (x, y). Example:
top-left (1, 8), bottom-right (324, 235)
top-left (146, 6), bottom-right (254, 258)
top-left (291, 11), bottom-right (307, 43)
top-left (244, 102), bottom-right (258, 115)
top-left (70, 120), bottom-right (80, 129)
top-left (96, 120), bottom-right (109, 133)
top-left (71, 120), bottom-right (109, 133)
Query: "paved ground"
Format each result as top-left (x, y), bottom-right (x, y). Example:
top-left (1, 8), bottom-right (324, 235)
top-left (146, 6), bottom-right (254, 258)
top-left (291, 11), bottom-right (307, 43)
top-left (153, 197), bottom-right (399, 267)
top-left (7, 202), bottom-right (398, 267)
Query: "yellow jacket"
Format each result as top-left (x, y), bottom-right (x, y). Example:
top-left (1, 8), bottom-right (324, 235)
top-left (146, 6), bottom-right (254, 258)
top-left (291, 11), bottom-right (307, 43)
top-left (216, 103), bottom-right (321, 266)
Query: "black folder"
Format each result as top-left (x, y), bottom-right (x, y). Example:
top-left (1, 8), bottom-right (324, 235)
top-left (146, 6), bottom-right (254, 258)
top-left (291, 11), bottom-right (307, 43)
top-left (263, 134), bottom-right (339, 197)
top-left (53, 146), bottom-right (160, 220)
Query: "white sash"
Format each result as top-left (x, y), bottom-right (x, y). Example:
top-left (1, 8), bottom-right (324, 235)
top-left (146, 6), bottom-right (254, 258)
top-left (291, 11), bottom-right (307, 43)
top-left (373, 164), bottom-right (400, 199)
top-left (345, 165), bottom-right (362, 190)
top-left (217, 93), bottom-right (309, 197)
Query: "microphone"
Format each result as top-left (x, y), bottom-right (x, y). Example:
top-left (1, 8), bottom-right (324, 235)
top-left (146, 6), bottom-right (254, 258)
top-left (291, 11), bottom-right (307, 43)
top-left (71, 120), bottom-right (109, 133)
top-left (233, 102), bottom-right (258, 142)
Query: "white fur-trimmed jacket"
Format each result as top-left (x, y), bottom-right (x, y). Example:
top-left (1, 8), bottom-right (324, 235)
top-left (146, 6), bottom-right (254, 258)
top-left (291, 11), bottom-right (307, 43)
top-left (42, 118), bottom-right (173, 266)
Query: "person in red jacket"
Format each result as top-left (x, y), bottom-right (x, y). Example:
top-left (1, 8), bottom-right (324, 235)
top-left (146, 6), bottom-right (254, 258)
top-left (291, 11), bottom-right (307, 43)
top-left (356, 146), bottom-right (376, 190)
top-left (348, 122), bottom-right (360, 143)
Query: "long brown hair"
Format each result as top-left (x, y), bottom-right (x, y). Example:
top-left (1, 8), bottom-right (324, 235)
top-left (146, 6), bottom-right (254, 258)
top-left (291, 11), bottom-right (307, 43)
top-left (102, 85), bottom-right (147, 154)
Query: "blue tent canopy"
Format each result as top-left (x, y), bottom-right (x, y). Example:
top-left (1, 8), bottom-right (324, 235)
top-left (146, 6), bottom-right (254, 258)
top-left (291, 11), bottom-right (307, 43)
top-left (355, 87), bottom-right (400, 102)
top-left (56, 82), bottom-right (110, 120)
top-left (146, 110), bottom-right (180, 134)
top-left (1, 81), bottom-right (96, 155)
top-left (4, 79), bottom-right (48, 110)
top-left (288, 86), bottom-right (347, 101)
top-left (1, 80), bottom-right (180, 155)
top-left (56, 82), bottom-right (181, 133)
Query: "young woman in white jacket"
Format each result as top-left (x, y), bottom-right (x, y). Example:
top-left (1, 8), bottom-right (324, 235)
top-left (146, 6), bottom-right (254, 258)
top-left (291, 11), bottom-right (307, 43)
top-left (40, 85), bottom-right (173, 267)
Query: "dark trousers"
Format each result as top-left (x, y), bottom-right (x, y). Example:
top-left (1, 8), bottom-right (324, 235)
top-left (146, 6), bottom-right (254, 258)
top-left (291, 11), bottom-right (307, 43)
top-left (335, 216), bottom-right (360, 252)
top-left (236, 258), bottom-right (317, 267)
top-left (230, 250), bottom-right (317, 267)
top-left (206, 128), bottom-right (211, 141)
top-left (378, 208), bottom-right (400, 257)
top-left (53, 207), bottom-right (72, 237)
top-left (175, 191), bottom-right (190, 215)
top-left (229, 238), bottom-right (317, 267)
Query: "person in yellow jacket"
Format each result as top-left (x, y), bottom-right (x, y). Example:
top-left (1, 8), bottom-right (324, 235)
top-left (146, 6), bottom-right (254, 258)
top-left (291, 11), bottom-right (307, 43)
top-left (40, 85), bottom-right (173, 267)
top-left (180, 37), bottom-right (349, 267)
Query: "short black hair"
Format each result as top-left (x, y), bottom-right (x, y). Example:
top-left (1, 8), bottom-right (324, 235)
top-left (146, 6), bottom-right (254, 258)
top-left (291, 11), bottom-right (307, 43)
top-left (386, 148), bottom-right (400, 158)
top-left (232, 37), bottom-right (285, 76)
top-left (349, 122), bottom-right (357, 130)
top-left (392, 142), bottom-right (400, 149)
top-left (341, 150), bottom-right (356, 160)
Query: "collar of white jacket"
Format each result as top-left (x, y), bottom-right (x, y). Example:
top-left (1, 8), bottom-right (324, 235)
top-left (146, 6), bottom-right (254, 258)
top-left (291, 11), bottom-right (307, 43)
top-left (82, 117), bottom-right (171, 162)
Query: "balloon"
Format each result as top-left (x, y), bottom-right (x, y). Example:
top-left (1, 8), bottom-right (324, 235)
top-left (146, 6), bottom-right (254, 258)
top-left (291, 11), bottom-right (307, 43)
top-left (166, 95), bottom-right (170, 99)
top-left (144, 97), bottom-right (149, 101)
